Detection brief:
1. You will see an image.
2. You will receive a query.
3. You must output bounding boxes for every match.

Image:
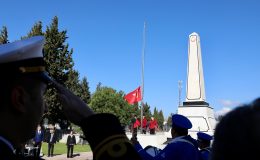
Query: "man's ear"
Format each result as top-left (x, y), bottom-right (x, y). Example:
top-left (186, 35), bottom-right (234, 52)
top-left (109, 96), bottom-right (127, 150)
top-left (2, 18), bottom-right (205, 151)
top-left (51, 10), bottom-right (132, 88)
top-left (11, 86), bottom-right (27, 113)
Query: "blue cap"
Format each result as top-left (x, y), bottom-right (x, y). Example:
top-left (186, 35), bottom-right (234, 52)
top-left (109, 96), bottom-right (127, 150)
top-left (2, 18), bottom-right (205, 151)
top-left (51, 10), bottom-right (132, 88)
top-left (172, 114), bottom-right (192, 129)
top-left (197, 132), bottom-right (212, 141)
top-left (0, 36), bottom-right (54, 84)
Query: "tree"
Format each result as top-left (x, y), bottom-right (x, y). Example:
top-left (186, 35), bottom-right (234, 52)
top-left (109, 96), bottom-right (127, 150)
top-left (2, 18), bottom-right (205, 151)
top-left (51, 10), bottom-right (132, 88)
top-left (153, 107), bottom-right (163, 129)
top-left (157, 110), bottom-right (164, 130)
top-left (43, 16), bottom-right (75, 126)
top-left (22, 21), bottom-right (43, 39)
top-left (65, 70), bottom-right (80, 95)
top-left (89, 85), bottom-right (136, 126)
top-left (142, 102), bottom-right (152, 120)
top-left (0, 26), bottom-right (8, 44)
top-left (167, 113), bottom-right (173, 127)
top-left (153, 107), bottom-right (159, 118)
top-left (79, 77), bottom-right (91, 104)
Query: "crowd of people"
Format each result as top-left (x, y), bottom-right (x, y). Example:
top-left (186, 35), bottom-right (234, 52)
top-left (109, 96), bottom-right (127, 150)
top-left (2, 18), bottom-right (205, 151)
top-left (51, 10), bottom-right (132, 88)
top-left (18, 124), bottom-right (77, 158)
top-left (1, 35), bottom-right (260, 160)
top-left (130, 115), bottom-right (159, 140)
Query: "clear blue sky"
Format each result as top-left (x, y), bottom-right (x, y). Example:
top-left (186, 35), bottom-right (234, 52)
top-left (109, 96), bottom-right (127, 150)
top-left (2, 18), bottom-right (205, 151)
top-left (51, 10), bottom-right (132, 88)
top-left (1, 0), bottom-right (260, 118)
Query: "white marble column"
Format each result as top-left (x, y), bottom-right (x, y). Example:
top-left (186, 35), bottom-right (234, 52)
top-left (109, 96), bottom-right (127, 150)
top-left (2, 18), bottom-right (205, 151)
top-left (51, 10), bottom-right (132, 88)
top-left (186, 32), bottom-right (206, 102)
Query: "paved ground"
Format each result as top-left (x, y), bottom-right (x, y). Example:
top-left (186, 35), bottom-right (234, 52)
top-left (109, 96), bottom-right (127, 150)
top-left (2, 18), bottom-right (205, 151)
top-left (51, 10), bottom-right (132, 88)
top-left (42, 152), bottom-right (93, 160)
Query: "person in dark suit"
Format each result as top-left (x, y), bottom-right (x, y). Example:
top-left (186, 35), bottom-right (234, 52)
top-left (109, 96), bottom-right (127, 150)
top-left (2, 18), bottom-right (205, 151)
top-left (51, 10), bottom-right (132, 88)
top-left (33, 125), bottom-right (44, 158)
top-left (45, 126), bottom-right (57, 157)
top-left (66, 130), bottom-right (76, 158)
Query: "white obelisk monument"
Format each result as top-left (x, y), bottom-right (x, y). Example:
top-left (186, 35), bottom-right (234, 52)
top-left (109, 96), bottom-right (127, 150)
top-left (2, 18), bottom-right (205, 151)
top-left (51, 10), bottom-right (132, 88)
top-left (178, 32), bottom-right (216, 135)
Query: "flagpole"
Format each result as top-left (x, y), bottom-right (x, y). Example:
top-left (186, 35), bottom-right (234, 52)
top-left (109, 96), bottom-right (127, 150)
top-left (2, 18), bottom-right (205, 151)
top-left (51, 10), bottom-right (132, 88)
top-left (140, 21), bottom-right (146, 134)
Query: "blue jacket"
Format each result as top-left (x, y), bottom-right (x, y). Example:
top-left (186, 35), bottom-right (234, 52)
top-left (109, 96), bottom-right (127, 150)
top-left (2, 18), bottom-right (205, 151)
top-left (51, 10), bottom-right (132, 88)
top-left (34, 130), bottom-right (44, 143)
top-left (200, 147), bottom-right (211, 160)
top-left (135, 135), bottom-right (202, 160)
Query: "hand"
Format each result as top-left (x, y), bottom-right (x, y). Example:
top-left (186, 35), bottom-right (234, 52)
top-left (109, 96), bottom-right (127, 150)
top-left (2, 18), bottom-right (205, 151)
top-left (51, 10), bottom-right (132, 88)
top-left (130, 137), bottom-right (139, 145)
top-left (53, 81), bottom-right (95, 125)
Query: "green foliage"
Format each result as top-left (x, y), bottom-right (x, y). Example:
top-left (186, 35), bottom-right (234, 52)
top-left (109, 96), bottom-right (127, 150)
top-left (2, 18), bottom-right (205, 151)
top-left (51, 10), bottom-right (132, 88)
top-left (153, 107), bottom-right (158, 118)
top-left (71, 123), bottom-right (83, 134)
top-left (22, 21), bottom-right (43, 39)
top-left (41, 16), bottom-right (76, 128)
top-left (65, 70), bottom-right (80, 95)
top-left (41, 142), bottom-right (91, 155)
top-left (0, 26), bottom-right (8, 44)
top-left (157, 110), bottom-right (164, 129)
top-left (44, 16), bottom-right (74, 79)
top-left (153, 107), bottom-right (164, 129)
top-left (79, 77), bottom-right (91, 104)
top-left (142, 102), bottom-right (152, 120)
top-left (167, 113), bottom-right (173, 127)
top-left (89, 85), bottom-right (137, 126)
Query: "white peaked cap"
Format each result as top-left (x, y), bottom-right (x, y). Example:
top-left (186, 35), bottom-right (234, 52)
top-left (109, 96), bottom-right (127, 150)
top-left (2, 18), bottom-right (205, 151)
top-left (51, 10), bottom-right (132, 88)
top-left (0, 36), bottom-right (45, 63)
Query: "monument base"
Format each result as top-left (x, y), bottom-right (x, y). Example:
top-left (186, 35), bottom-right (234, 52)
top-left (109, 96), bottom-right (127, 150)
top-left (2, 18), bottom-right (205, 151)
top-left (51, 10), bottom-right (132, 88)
top-left (177, 102), bottom-right (216, 137)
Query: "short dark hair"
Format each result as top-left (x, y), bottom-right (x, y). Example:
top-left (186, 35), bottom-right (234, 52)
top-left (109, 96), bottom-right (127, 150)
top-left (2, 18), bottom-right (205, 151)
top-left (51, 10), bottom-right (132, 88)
top-left (211, 98), bottom-right (260, 160)
top-left (172, 125), bottom-right (188, 135)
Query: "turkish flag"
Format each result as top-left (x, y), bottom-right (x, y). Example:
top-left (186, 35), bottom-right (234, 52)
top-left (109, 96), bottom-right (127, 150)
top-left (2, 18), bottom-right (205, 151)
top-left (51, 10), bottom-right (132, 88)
top-left (124, 86), bottom-right (142, 104)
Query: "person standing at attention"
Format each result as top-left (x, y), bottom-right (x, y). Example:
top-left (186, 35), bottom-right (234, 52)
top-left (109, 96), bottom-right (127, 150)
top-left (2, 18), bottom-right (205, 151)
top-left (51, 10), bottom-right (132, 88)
top-left (133, 116), bottom-right (140, 139)
top-left (142, 116), bottom-right (147, 134)
top-left (66, 130), bottom-right (76, 158)
top-left (197, 132), bottom-right (212, 160)
top-left (46, 126), bottom-right (57, 157)
top-left (149, 117), bottom-right (158, 135)
top-left (33, 124), bottom-right (44, 158)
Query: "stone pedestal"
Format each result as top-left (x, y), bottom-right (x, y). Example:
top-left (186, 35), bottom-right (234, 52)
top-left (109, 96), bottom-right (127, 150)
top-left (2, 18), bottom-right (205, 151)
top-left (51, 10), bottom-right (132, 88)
top-left (178, 102), bottom-right (216, 137)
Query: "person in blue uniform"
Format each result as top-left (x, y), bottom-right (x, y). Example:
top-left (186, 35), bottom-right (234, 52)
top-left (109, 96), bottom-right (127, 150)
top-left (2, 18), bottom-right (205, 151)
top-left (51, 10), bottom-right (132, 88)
top-left (133, 114), bottom-right (201, 160)
top-left (0, 36), bottom-right (49, 160)
top-left (0, 36), bottom-right (142, 160)
top-left (197, 132), bottom-right (212, 160)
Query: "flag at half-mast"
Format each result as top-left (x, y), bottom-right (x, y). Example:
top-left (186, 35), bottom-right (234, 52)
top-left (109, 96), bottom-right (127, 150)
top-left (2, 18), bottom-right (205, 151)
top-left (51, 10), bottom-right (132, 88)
top-left (124, 86), bottom-right (142, 104)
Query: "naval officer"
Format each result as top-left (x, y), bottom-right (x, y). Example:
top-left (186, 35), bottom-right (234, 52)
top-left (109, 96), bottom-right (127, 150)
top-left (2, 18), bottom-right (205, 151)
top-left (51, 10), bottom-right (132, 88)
top-left (133, 114), bottom-right (201, 160)
top-left (197, 132), bottom-right (212, 160)
top-left (0, 36), bottom-right (142, 160)
top-left (0, 36), bottom-right (50, 159)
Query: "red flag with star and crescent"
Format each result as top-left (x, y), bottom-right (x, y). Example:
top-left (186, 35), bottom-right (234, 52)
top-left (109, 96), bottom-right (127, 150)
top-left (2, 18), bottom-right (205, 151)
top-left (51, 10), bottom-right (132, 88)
top-left (124, 86), bottom-right (142, 104)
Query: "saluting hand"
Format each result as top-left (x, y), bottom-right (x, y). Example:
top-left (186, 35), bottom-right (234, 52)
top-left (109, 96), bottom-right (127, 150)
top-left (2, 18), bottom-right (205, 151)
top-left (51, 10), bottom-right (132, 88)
top-left (53, 81), bottom-right (95, 125)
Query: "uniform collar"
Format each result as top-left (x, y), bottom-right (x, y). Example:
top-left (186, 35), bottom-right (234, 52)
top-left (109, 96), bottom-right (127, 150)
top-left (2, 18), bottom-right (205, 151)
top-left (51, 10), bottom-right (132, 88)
top-left (0, 136), bottom-right (15, 152)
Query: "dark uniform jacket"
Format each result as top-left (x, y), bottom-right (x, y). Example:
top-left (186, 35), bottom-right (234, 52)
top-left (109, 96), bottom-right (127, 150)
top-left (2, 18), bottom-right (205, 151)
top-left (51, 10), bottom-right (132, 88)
top-left (135, 135), bottom-right (202, 160)
top-left (200, 147), bottom-right (211, 160)
top-left (80, 113), bottom-right (142, 160)
top-left (45, 132), bottom-right (57, 144)
top-left (66, 135), bottom-right (76, 146)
